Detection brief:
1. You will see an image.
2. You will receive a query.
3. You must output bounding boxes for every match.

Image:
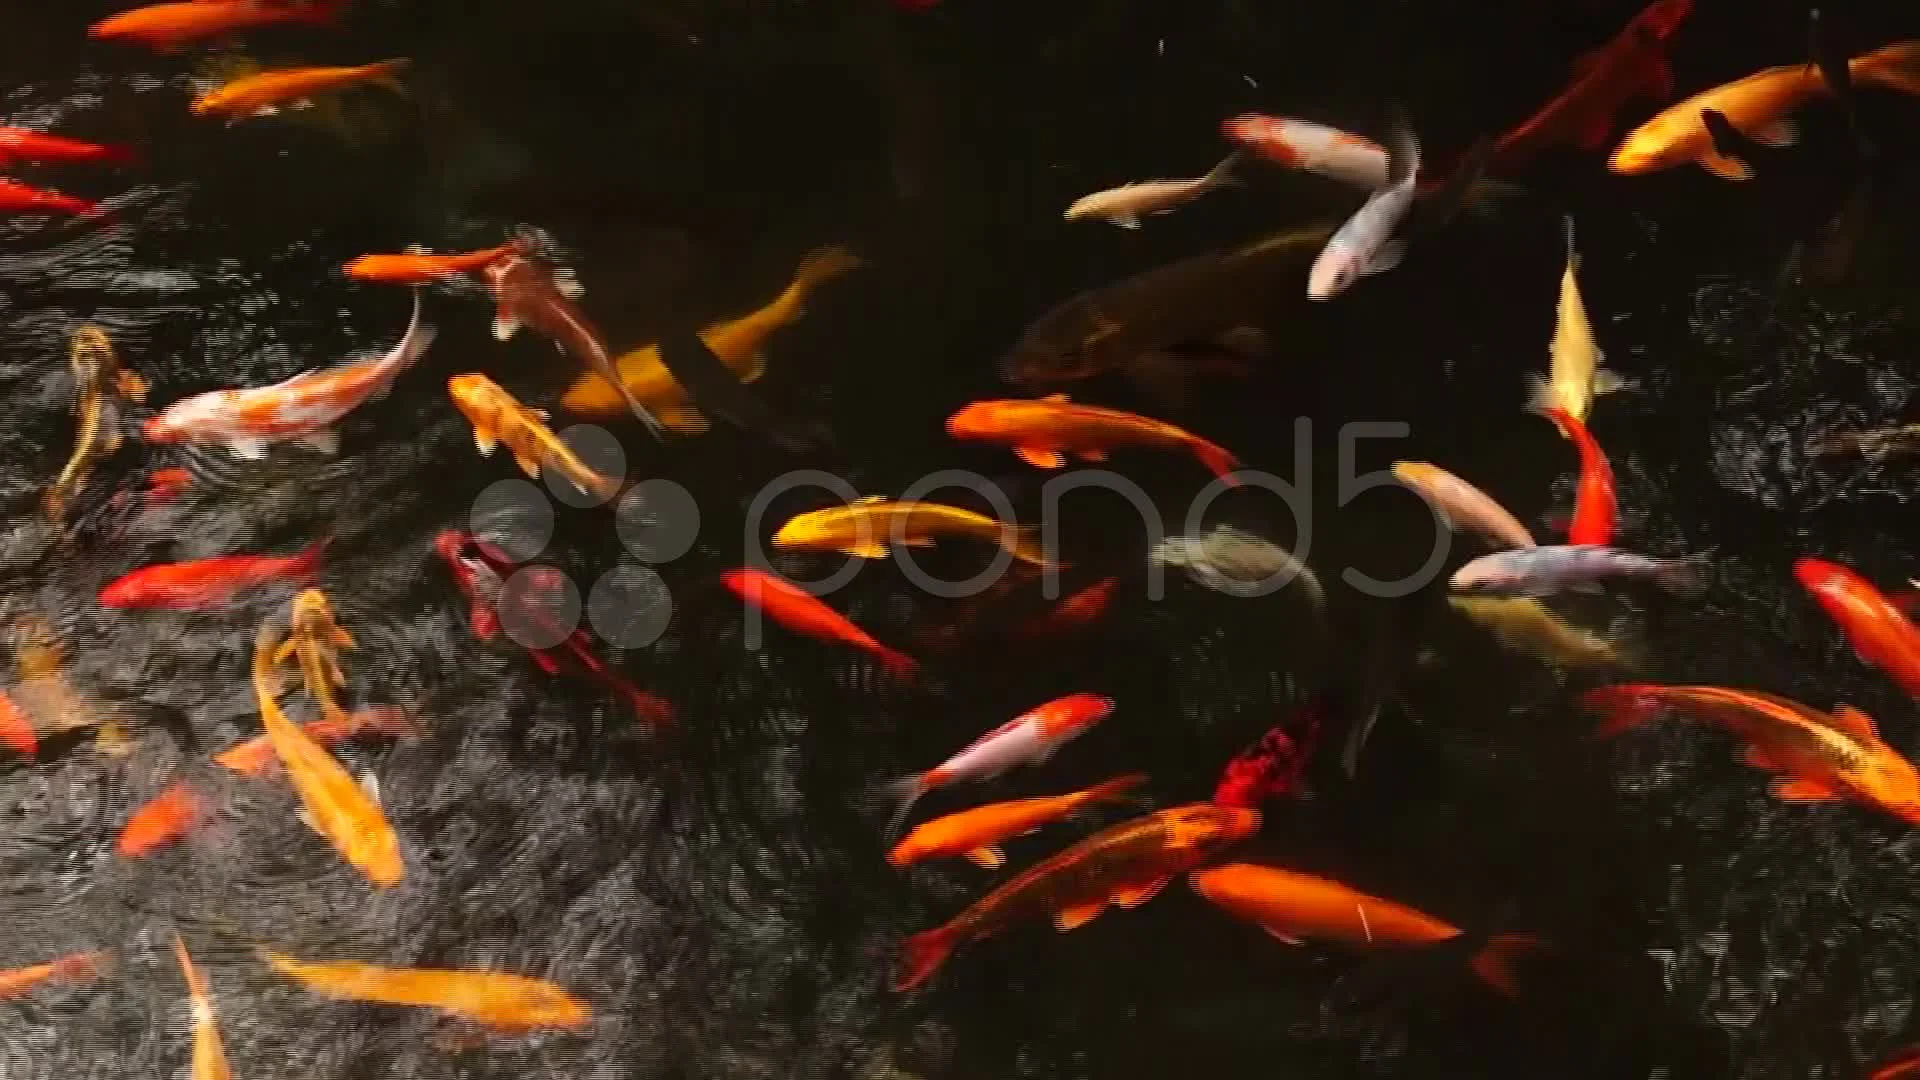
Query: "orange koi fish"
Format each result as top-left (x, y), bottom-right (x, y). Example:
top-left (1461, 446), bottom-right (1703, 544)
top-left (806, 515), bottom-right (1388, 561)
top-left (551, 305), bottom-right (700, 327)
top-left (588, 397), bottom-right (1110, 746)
top-left (0, 952), bottom-right (104, 999)
top-left (274, 589), bottom-right (356, 724)
top-left (193, 59), bottom-right (408, 121)
top-left (1190, 863), bottom-right (1542, 996)
top-left (0, 178), bottom-right (97, 218)
top-left (1016, 576), bottom-right (1119, 638)
top-left (0, 692), bottom-right (35, 757)
top-left (91, 0), bottom-right (345, 53)
top-left (1796, 558), bottom-right (1920, 701)
top-left (116, 783), bottom-right (203, 857)
top-left (721, 568), bottom-right (916, 676)
top-left (0, 129), bottom-right (137, 169)
top-left (99, 539), bottom-right (324, 610)
top-left (946, 395), bottom-right (1240, 482)
top-left (260, 951), bottom-right (590, 1031)
top-left (448, 373), bottom-right (622, 503)
top-left (1537, 405), bottom-right (1616, 546)
top-left (171, 936), bottom-right (232, 1080)
top-left (888, 774), bottom-right (1148, 869)
top-left (894, 803), bottom-right (1258, 990)
top-left (343, 239), bottom-right (524, 286)
top-left (255, 622), bottom-right (404, 887)
top-left (1584, 684), bottom-right (1920, 825)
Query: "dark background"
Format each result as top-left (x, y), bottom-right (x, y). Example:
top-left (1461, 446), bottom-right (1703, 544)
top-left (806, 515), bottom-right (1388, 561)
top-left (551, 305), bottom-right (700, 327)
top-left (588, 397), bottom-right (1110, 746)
top-left (2, 0), bottom-right (1920, 1077)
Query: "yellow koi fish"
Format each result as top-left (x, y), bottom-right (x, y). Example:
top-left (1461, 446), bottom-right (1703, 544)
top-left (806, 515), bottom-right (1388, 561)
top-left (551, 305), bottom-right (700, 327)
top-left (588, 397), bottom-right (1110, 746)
top-left (773, 497), bottom-right (1053, 567)
top-left (1449, 595), bottom-right (1626, 671)
top-left (171, 935), bottom-right (232, 1080)
top-left (45, 324), bottom-right (147, 522)
top-left (449, 374), bottom-right (622, 502)
top-left (274, 589), bottom-right (356, 725)
top-left (260, 951), bottom-right (591, 1031)
top-left (1527, 218), bottom-right (1622, 422)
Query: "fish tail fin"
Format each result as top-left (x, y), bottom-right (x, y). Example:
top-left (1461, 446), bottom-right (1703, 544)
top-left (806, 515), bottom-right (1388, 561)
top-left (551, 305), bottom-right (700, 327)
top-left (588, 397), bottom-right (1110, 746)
top-left (40, 486), bottom-right (69, 523)
top-left (293, 536), bottom-right (331, 583)
top-left (589, 471), bottom-right (624, 505)
top-left (1592, 366), bottom-right (1631, 397)
top-left (881, 773), bottom-right (931, 836)
top-left (1655, 555), bottom-right (1712, 597)
top-left (369, 58), bottom-right (411, 96)
top-left (791, 246), bottom-right (864, 296)
top-left (616, 683), bottom-right (675, 729)
top-left (1189, 439), bottom-right (1242, 484)
top-left (1080, 773), bottom-right (1150, 805)
top-left (876, 647), bottom-right (919, 681)
top-left (893, 925), bottom-right (961, 992)
top-left (1468, 933), bottom-right (1546, 997)
top-left (1854, 41), bottom-right (1920, 96)
top-left (1523, 373), bottom-right (1556, 414)
top-left (1004, 525), bottom-right (1058, 569)
top-left (1562, 214), bottom-right (1579, 270)
top-left (49, 951), bottom-right (107, 984)
top-left (346, 706), bottom-right (422, 740)
top-left (1203, 148), bottom-right (1248, 188)
top-left (295, 0), bottom-right (351, 25)
top-left (1582, 685), bottom-right (1666, 739)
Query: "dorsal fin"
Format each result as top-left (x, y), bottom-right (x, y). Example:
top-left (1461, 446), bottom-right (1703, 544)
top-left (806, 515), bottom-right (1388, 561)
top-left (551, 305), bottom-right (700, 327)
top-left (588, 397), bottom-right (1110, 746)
top-left (1042, 393), bottom-right (1071, 403)
top-left (1829, 704), bottom-right (1880, 743)
top-left (854, 495), bottom-right (888, 505)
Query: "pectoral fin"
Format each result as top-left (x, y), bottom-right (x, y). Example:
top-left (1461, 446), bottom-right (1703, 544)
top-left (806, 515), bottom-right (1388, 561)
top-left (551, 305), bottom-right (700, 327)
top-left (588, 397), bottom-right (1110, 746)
top-left (1015, 447), bottom-right (1066, 469)
top-left (965, 846), bottom-right (1004, 869)
top-left (1698, 150), bottom-right (1754, 181)
top-left (658, 406), bottom-right (710, 435)
top-left (1752, 118), bottom-right (1799, 148)
top-left (1077, 448), bottom-right (1108, 462)
top-left (511, 450), bottom-right (542, 478)
top-left (1110, 877), bottom-right (1172, 909)
top-left (299, 429), bottom-right (339, 455)
top-left (227, 437), bottom-right (270, 460)
top-left (1053, 901), bottom-right (1107, 931)
top-left (1264, 927), bottom-right (1306, 946)
top-left (1772, 777), bottom-right (1841, 803)
top-left (493, 316), bottom-right (521, 341)
top-left (837, 543), bottom-right (892, 559)
top-left (272, 640), bottom-right (299, 665)
top-left (473, 428), bottom-right (498, 455)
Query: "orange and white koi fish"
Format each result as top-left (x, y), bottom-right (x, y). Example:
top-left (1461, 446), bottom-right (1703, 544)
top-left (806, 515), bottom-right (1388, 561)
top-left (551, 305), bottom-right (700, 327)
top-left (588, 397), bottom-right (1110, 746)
top-left (274, 589), bottom-right (356, 724)
top-left (1611, 41), bottom-right (1920, 179)
top-left (193, 60), bottom-right (408, 121)
top-left (1308, 115), bottom-right (1418, 299)
top-left (1190, 863), bottom-right (1542, 996)
top-left (894, 803), bottom-right (1259, 990)
top-left (448, 373), bottom-right (622, 503)
top-left (260, 951), bottom-right (590, 1031)
top-left (886, 693), bottom-right (1115, 829)
top-left (0, 952), bottom-right (104, 999)
top-left (1063, 152), bottom-right (1242, 229)
top-left (45, 324), bottom-right (147, 523)
top-left (721, 568), bottom-right (917, 676)
top-left (889, 774), bottom-right (1147, 869)
top-left (144, 290), bottom-right (434, 458)
top-left (1584, 683), bottom-right (1920, 825)
top-left (774, 497), bottom-right (1052, 567)
top-left (1391, 462), bottom-right (1535, 550)
top-left (172, 935), bottom-right (232, 1080)
top-left (1796, 557), bottom-right (1920, 701)
top-left (91, 0), bottom-right (345, 54)
top-left (255, 622), bottom-right (404, 887)
top-left (1221, 116), bottom-right (1387, 191)
top-left (946, 395), bottom-right (1240, 482)
top-left (343, 239), bottom-right (524, 286)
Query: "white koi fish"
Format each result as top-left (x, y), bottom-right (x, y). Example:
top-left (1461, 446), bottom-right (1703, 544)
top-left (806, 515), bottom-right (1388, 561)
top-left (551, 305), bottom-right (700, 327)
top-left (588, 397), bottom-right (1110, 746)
top-left (1307, 115), bottom-right (1418, 300)
top-left (1063, 152), bottom-right (1242, 229)
top-left (1452, 544), bottom-right (1707, 598)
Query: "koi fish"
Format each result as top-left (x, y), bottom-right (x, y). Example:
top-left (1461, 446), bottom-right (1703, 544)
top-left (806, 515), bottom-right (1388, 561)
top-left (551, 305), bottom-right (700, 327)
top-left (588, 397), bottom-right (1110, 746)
top-left (1063, 152), bottom-right (1242, 229)
top-left (1452, 545), bottom-right (1705, 598)
top-left (894, 803), bottom-right (1259, 990)
top-left (2, 621), bottom-right (123, 747)
top-left (1016, 576), bottom-right (1119, 638)
top-left (1536, 405), bottom-right (1616, 546)
top-left (1308, 113), bottom-right (1417, 299)
top-left (1611, 41), bottom-right (1920, 179)
top-left (144, 290), bottom-right (435, 458)
top-left (171, 935), bottom-right (232, 1080)
top-left (1795, 558), bottom-right (1920, 700)
top-left (720, 568), bottom-right (917, 676)
top-left (1872, 1047), bottom-right (1920, 1080)
top-left (99, 539), bottom-right (324, 609)
top-left (480, 240), bottom-right (664, 436)
top-left (0, 692), bottom-right (35, 757)
top-left (558, 246), bottom-right (862, 428)
top-left (1449, 595), bottom-right (1623, 671)
top-left (274, 589), bottom-right (356, 724)
top-left (1190, 863), bottom-right (1542, 996)
top-left (1151, 525), bottom-right (1323, 615)
top-left (1584, 683), bottom-right (1920, 825)
top-left (0, 129), bottom-right (137, 168)
top-left (886, 693), bottom-right (1114, 829)
top-left (260, 951), bottom-right (590, 1030)
top-left (1529, 218), bottom-right (1623, 422)
top-left (774, 497), bottom-right (1052, 567)
top-left (193, 59), bottom-right (408, 121)
top-left (447, 374), bottom-right (622, 503)
top-left (255, 622), bottom-right (404, 887)
top-left (1489, 0), bottom-right (1691, 171)
top-left (343, 239), bottom-right (525, 286)
top-left (434, 532), bottom-right (672, 725)
top-left (91, 0), bottom-right (344, 53)
top-left (946, 395), bottom-right (1240, 482)
top-left (44, 324), bottom-right (148, 523)
top-left (890, 775), bottom-right (1148, 870)
top-left (144, 467), bottom-right (194, 507)
top-left (117, 783), bottom-right (203, 856)
top-left (1213, 699), bottom-right (1324, 809)
top-left (1220, 116), bottom-right (1387, 190)
top-left (0, 178), bottom-right (97, 218)
top-left (1390, 462), bottom-right (1535, 551)
top-left (0, 952), bottom-right (103, 999)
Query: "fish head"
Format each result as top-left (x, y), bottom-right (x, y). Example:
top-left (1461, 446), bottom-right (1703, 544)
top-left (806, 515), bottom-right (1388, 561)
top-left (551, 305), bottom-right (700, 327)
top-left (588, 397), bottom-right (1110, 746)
top-left (446, 373), bottom-right (503, 430)
top-left (1607, 123), bottom-right (1687, 175)
top-left (998, 304), bottom-right (1116, 388)
top-left (1188, 862), bottom-right (1281, 908)
top-left (1449, 556), bottom-right (1520, 595)
top-left (289, 587), bottom-right (333, 629)
top-left (945, 401), bottom-right (1019, 441)
top-left (188, 89), bottom-right (229, 117)
top-left (1791, 556), bottom-right (1859, 607)
top-left (1161, 802), bottom-right (1261, 858)
top-left (1389, 461), bottom-right (1437, 491)
top-left (1032, 692), bottom-right (1116, 738)
top-left (770, 511), bottom-right (835, 550)
top-left (1306, 241), bottom-right (1363, 300)
top-left (143, 391), bottom-right (235, 443)
top-left (1632, 0), bottom-right (1693, 42)
top-left (431, 530), bottom-right (471, 569)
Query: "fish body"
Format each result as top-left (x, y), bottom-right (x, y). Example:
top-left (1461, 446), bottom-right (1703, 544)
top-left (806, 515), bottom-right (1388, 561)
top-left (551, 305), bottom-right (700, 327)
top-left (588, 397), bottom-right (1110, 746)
top-left (1391, 462), bottom-right (1535, 550)
top-left (1308, 115), bottom-right (1418, 299)
top-left (946, 395), bottom-right (1240, 481)
top-left (1584, 683), bottom-right (1920, 824)
top-left (448, 373), bottom-right (621, 503)
top-left (1451, 544), bottom-right (1704, 597)
top-left (1449, 595), bottom-right (1621, 670)
top-left (0, 952), bottom-right (102, 999)
top-left (343, 240), bottom-right (522, 285)
top-left (1490, 0), bottom-right (1690, 170)
top-left (889, 774), bottom-right (1148, 869)
top-left (1796, 558), bottom-right (1920, 700)
top-left (193, 60), bottom-right (408, 120)
top-left (774, 497), bottom-right (1051, 567)
top-left (481, 244), bottom-right (664, 436)
top-left (99, 540), bottom-right (324, 609)
top-left (261, 952), bottom-right (589, 1030)
top-left (887, 693), bottom-right (1116, 827)
top-left (143, 291), bottom-right (434, 457)
top-left (1220, 116), bottom-right (1387, 190)
top-left (721, 568), bottom-right (916, 676)
top-left (1537, 405), bottom-right (1616, 545)
top-left (1611, 41), bottom-right (1920, 179)
top-left (0, 178), bottom-right (97, 217)
top-left (1063, 153), bottom-right (1241, 229)
top-left (1016, 576), bottom-right (1119, 637)
top-left (117, 782), bottom-right (203, 856)
top-left (1190, 863), bottom-right (1539, 995)
top-left (0, 129), bottom-right (137, 168)
top-left (91, 0), bottom-right (343, 52)
top-left (1152, 525), bottom-right (1323, 611)
top-left (171, 936), bottom-right (232, 1080)
top-left (1808, 423), bottom-right (1920, 461)
top-left (0, 693), bottom-right (34, 756)
top-left (1213, 699), bottom-right (1324, 808)
top-left (45, 325), bottom-right (147, 522)
top-left (255, 622), bottom-right (404, 888)
top-left (1531, 219), bottom-right (1622, 422)
top-left (559, 246), bottom-right (861, 426)
top-left (894, 803), bottom-right (1259, 990)
top-left (275, 589), bottom-right (356, 724)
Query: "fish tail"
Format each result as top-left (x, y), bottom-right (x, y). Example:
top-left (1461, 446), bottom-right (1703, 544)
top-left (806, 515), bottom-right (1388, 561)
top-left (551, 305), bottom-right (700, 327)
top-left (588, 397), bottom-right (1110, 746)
top-left (1853, 41), bottom-right (1920, 96)
top-left (1654, 555), bottom-right (1712, 597)
top-left (48, 951), bottom-right (107, 984)
top-left (292, 536), bottom-right (331, 584)
top-left (882, 773), bottom-right (931, 836)
top-left (1523, 373), bottom-right (1557, 414)
top-left (1581, 684), bottom-right (1666, 738)
top-left (1080, 773), bottom-right (1150, 804)
top-left (876, 646), bottom-right (919, 681)
top-left (1003, 525), bottom-right (1058, 569)
top-left (368, 58), bottom-right (411, 96)
top-left (1468, 933), bottom-right (1545, 997)
top-left (40, 484), bottom-right (70, 523)
top-left (791, 246), bottom-right (864, 296)
top-left (346, 706), bottom-right (422, 739)
top-left (615, 682), bottom-right (675, 729)
top-left (587, 470), bottom-right (624, 505)
top-left (1189, 439), bottom-right (1242, 484)
top-left (1203, 148), bottom-right (1247, 188)
top-left (893, 924), bottom-right (961, 992)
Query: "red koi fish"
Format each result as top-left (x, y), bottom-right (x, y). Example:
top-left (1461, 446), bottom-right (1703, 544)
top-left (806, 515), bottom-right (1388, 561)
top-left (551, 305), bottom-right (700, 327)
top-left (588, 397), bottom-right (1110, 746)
top-left (90, 0), bottom-right (345, 53)
top-left (116, 782), bottom-right (203, 856)
top-left (0, 952), bottom-right (105, 999)
top-left (343, 239), bottom-right (525, 286)
top-left (0, 179), bottom-right (97, 218)
top-left (1490, 0), bottom-right (1692, 172)
top-left (99, 539), bottom-right (324, 610)
top-left (1016, 576), bottom-right (1119, 637)
top-left (1213, 698), bottom-right (1325, 808)
top-left (434, 532), bottom-right (673, 726)
top-left (1537, 405), bottom-right (1616, 546)
top-left (0, 129), bottom-right (137, 169)
top-left (1796, 558), bottom-right (1920, 700)
top-left (721, 568), bottom-right (917, 676)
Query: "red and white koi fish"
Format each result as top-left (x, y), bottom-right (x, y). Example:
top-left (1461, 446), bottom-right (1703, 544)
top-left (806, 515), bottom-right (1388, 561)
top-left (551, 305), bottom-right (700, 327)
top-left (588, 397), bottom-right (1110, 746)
top-left (1308, 116), bottom-right (1418, 299)
top-left (886, 693), bottom-right (1114, 829)
top-left (1221, 116), bottom-right (1387, 191)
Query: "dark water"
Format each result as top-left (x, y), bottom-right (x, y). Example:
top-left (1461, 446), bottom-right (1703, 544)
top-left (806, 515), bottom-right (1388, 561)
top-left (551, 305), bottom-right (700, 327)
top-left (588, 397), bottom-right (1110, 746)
top-left (4, 0), bottom-right (1920, 1077)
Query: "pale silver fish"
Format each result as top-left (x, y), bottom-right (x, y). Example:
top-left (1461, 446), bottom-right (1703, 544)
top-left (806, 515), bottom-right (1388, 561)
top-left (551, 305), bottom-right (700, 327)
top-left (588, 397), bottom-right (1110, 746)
top-left (1391, 461), bottom-right (1535, 551)
top-left (1451, 544), bottom-right (1706, 598)
top-left (1307, 114), bottom-right (1417, 300)
top-left (1063, 152), bottom-right (1243, 230)
top-left (1152, 525), bottom-right (1324, 616)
